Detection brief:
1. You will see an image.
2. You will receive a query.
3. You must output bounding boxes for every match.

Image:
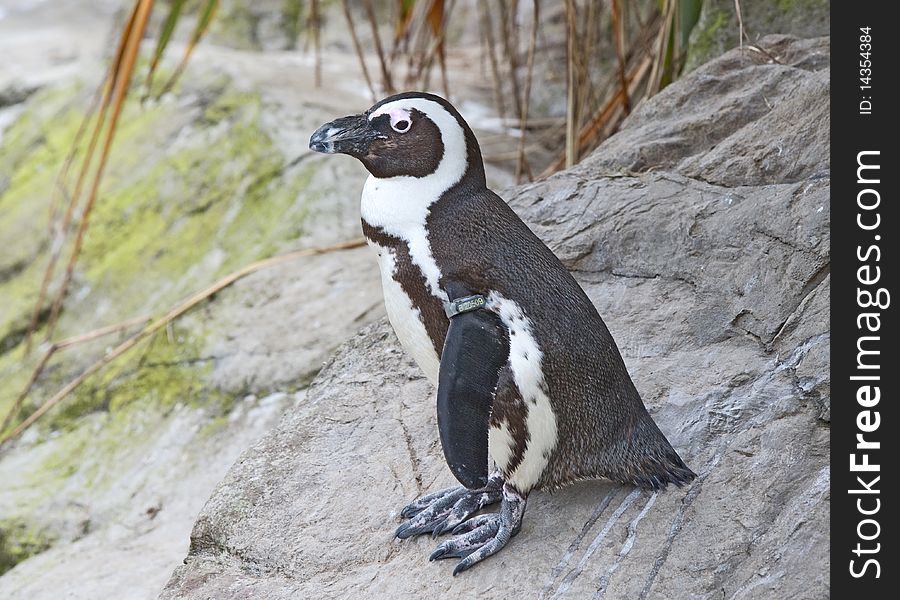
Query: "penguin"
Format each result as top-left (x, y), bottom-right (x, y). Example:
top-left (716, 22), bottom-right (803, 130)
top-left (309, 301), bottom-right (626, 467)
top-left (309, 92), bottom-right (695, 575)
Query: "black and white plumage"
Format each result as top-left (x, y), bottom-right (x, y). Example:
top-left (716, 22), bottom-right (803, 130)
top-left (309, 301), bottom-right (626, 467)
top-left (310, 92), bottom-right (695, 574)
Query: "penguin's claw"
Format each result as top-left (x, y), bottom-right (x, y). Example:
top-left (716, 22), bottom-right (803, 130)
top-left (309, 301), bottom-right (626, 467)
top-left (429, 486), bottom-right (527, 574)
top-left (430, 486), bottom-right (503, 538)
top-left (395, 487), bottom-right (468, 538)
top-left (399, 486), bottom-right (460, 519)
top-left (450, 513), bottom-right (495, 536)
top-left (429, 518), bottom-right (500, 561)
top-left (451, 533), bottom-right (508, 576)
top-left (395, 473), bottom-right (504, 539)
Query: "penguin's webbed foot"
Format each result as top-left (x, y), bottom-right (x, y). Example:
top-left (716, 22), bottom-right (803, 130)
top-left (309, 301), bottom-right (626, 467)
top-left (429, 485), bottom-right (526, 575)
top-left (395, 472), bottom-right (503, 539)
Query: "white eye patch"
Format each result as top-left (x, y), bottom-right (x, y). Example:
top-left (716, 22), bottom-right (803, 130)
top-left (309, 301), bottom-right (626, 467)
top-left (370, 106), bottom-right (412, 133)
top-left (392, 118), bottom-right (410, 133)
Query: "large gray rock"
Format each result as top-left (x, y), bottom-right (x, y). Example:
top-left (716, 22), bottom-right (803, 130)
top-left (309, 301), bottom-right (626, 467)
top-left (162, 36), bottom-right (829, 599)
top-left (589, 35), bottom-right (829, 186)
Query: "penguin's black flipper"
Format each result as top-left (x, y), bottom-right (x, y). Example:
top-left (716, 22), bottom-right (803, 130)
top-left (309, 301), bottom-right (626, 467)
top-left (437, 297), bottom-right (509, 490)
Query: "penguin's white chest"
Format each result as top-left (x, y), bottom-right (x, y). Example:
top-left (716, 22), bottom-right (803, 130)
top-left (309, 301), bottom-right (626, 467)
top-left (362, 174), bottom-right (450, 386)
top-left (372, 243), bottom-right (441, 384)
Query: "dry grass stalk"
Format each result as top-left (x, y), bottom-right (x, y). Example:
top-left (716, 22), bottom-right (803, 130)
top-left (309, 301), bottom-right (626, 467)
top-left (341, 0), bottom-right (377, 101)
top-left (478, 2), bottom-right (506, 120)
top-left (540, 34), bottom-right (656, 179)
top-left (646, 0), bottom-right (675, 97)
top-left (401, 0), bottom-right (452, 97)
top-left (24, 2), bottom-right (142, 354)
top-left (434, 2), bottom-right (451, 98)
top-left (611, 0), bottom-right (631, 113)
top-left (564, 0), bottom-right (578, 168)
top-left (392, 0), bottom-right (415, 57)
top-left (1, 313), bottom-right (153, 433)
top-left (497, 0), bottom-right (524, 123)
top-left (364, 0), bottom-right (395, 93)
top-left (160, 0), bottom-right (220, 96)
top-left (514, 0), bottom-right (539, 182)
top-left (582, 0), bottom-right (607, 136)
top-left (46, 71), bottom-right (107, 233)
top-left (417, 0), bottom-right (450, 98)
top-left (25, 0), bottom-right (227, 356)
top-left (310, 0), bottom-right (323, 87)
top-left (44, 0), bottom-right (156, 344)
top-left (734, 0), bottom-right (745, 49)
top-left (143, 0), bottom-right (187, 100)
top-left (745, 44), bottom-right (782, 64)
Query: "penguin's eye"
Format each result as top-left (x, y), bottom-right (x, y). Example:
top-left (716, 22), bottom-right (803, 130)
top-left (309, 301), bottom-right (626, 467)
top-left (392, 119), bottom-right (410, 133)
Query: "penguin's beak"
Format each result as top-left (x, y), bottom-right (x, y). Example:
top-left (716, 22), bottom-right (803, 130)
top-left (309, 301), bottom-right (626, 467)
top-left (309, 114), bottom-right (384, 156)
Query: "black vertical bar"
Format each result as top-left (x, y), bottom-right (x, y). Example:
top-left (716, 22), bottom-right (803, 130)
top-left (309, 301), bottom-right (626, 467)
top-left (831, 3), bottom-right (897, 597)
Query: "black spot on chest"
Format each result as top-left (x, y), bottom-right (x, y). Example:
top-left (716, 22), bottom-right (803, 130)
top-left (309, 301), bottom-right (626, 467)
top-left (362, 220), bottom-right (449, 354)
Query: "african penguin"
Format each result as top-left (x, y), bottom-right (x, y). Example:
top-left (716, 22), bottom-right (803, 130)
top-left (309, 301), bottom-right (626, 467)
top-left (309, 92), bottom-right (695, 575)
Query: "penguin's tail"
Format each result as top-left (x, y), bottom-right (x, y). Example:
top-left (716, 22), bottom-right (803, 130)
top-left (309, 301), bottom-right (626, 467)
top-left (613, 416), bottom-right (697, 491)
top-left (627, 451), bottom-right (696, 491)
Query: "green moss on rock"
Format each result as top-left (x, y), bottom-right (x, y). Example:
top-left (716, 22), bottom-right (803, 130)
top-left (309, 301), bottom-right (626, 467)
top-left (685, 9), bottom-right (730, 73)
top-left (280, 0), bottom-right (304, 49)
top-left (76, 88), bottom-right (314, 324)
top-left (47, 326), bottom-right (229, 431)
top-left (0, 520), bottom-right (54, 576)
top-left (210, 0), bottom-right (262, 50)
top-left (208, 0), bottom-right (307, 51)
top-left (0, 93), bottom-right (87, 346)
top-left (0, 78), bottom-right (315, 437)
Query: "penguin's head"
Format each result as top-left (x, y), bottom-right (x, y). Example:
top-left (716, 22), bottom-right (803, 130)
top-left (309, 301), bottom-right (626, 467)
top-left (310, 92), bottom-right (484, 185)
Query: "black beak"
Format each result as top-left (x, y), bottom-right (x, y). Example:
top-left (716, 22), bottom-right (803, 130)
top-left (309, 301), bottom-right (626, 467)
top-left (309, 114), bottom-right (383, 156)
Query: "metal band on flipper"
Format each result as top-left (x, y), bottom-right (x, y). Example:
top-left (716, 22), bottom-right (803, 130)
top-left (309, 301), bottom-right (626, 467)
top-left (444, 294), bottom-right (486, 319)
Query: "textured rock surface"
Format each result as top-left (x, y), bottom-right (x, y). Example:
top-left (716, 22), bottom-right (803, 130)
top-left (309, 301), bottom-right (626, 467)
top-left (162, 35), bottom-right (830, 599)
